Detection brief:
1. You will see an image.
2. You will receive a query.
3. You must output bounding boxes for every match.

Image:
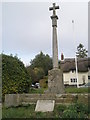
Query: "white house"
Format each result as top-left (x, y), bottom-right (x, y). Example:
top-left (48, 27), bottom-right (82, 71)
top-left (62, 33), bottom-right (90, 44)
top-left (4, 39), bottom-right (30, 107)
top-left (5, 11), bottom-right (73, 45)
top-left (61, 57), bottom-right (90, 86)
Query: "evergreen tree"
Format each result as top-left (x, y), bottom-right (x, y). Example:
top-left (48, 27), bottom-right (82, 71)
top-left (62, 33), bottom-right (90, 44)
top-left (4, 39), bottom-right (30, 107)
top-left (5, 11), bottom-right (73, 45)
top-left (76, 43), bottom-right (88, 58)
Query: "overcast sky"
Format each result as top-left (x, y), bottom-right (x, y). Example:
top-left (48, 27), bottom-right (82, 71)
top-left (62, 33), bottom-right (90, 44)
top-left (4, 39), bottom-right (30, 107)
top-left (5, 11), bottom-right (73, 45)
top-left (1, 1), bottom-right (88, 66)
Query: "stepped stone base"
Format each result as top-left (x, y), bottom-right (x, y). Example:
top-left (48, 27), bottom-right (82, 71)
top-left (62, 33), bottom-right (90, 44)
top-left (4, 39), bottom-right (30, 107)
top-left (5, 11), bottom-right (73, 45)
top-left (5, 94), bottom-right (88, 107)
top-left (47, 69), bottom-right (65, 94)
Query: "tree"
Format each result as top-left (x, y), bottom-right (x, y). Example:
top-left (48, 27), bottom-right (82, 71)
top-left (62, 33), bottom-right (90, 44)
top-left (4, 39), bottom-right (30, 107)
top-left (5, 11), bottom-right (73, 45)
top-left (76, 43), bottom-right (88, 58)
top-left (26, 66), bottom-right (45, 83)
top-left (26, 52), bottom-right (53, 83)
top-left (33, 67), bottom-right (45, 83)
top-left (2, 54), bottom-right (32, 100)
top-left (30, 51), bottom-right (53, 75)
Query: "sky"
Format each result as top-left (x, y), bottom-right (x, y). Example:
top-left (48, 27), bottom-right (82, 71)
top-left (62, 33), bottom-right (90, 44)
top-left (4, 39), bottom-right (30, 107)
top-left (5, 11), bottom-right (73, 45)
top-left (1, 0), bottom-right (88, 66)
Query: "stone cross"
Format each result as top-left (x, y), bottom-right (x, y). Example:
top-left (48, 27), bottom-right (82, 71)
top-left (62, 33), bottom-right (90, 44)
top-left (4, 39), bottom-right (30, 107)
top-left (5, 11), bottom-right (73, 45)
top-left (49, 3), bottom-right (59, 16)
top-left (49, 3), bottom-right (59, 69)
top-left (48, 3), bottom-right (64, 94)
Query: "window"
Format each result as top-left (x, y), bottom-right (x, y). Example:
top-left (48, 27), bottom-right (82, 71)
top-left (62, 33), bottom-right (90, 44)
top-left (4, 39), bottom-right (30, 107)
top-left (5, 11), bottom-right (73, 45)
top-left (71, 78), bottom-right (77, 83)
top-left (71, 79), bottom-right (73, 82)
top-left (88, 76), bottom-right (90, 79)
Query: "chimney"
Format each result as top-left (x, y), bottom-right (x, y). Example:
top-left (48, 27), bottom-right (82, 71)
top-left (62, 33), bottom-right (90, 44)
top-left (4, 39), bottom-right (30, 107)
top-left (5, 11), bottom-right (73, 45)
top-left (61, 53), bottom-right (64, 61)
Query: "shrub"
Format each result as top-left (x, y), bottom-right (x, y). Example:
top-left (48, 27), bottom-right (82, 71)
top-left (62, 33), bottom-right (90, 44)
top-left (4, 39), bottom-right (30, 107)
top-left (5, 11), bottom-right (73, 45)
top-left (2, 54), bottom-right (31, 101)
top-left (62, 103), bottom-right (88, 118)
top-left (62, 109), bottom-right (78, 118)
top-left (73, 102), bottom-right (88, 114)
top-left (57, 104), bottom-right (67, 112)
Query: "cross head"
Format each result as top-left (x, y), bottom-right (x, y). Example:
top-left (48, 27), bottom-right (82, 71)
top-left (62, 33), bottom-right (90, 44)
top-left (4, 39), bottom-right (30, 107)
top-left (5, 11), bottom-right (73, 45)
top-left (49, 3), bottom-right (59, 15)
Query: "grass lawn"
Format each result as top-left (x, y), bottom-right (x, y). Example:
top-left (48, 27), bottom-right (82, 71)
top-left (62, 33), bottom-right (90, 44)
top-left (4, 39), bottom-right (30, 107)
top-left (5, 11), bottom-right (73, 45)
top-left (29, 88), bottom-right (47, 94)
top-left (65, 87), bottom-right (89, 93)
top-left (2, 103), bottom-right (89, 118)
top-left (29, 87), bottom-right (89, 94)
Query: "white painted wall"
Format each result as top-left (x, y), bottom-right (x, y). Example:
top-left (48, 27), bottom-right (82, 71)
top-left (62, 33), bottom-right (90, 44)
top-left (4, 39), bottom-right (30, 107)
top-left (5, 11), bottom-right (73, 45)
top-left (63, 70), bottom-right (88, 85)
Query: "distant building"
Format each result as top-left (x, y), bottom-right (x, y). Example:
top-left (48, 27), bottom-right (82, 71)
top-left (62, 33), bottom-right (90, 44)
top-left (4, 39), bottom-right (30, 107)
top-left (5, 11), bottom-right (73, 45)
top-left (61, 57), bottom-right (90, 86)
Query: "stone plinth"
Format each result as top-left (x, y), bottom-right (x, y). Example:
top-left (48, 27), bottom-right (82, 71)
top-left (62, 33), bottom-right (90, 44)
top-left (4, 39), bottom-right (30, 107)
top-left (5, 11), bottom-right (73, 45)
top-left (48, 69), bottom-right (65, 94)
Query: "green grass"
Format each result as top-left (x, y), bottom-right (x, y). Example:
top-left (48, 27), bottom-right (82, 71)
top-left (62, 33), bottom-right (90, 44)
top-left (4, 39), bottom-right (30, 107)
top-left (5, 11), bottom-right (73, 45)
top-left (2, 103), bottom-right (89, 118)
top-left (29, 87), bottom-right (89, 94)
top-left (65, 87), bottom-right (89, 93)
top-left (2, 104), bottom-right (36, 118)
top-left (2, 104), bottom-right (63, 118)
top-left (29, 88), bottom-right (47, 94)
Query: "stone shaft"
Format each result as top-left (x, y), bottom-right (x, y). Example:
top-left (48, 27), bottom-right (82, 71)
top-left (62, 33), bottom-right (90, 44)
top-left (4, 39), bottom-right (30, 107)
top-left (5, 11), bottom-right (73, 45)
top-left (52, 21), bottom-right (58, 69)
top-left (49, 3), bottom-right (59, 69)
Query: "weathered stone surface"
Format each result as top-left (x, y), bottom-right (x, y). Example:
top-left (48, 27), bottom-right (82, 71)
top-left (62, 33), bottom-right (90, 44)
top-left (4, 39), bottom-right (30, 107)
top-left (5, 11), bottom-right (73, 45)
top-left (5, 94), bottom-right (21, 107)
top-left (0, 103), bottom-right (2, 120)
top-left (48, 69), bottom-right (65, 94)
top-left (49, 3), bottom-right (59, 69)
top-left (35, 100), bottom-right (55, 112)
top-left (4, 94), bottom-right (89, 107)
